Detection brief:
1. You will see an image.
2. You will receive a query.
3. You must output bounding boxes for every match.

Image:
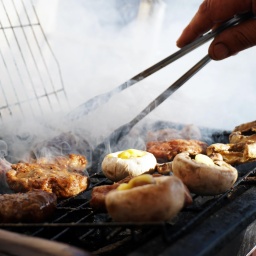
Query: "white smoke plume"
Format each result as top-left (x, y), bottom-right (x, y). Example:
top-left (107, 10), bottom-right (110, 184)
top-left (0, 0), bottom-right (255, 163)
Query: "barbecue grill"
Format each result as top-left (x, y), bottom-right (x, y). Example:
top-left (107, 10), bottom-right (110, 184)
top-left (0, 123), bottom-right (256, 256)
top-left (0, 1), bottom-right (256, 256)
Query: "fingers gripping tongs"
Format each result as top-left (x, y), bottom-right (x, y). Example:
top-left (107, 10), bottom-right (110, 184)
top-left (69, 12), bottom-right (253, 122)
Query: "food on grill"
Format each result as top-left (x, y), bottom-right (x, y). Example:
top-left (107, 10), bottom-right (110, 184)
top-left (90, 183), bottom-right (120, 212)
top-left (229, 120), bottom-right (256, 144)
top-left (105, 174), bottom-right (192, 222)
top-left (155, 162), bottom-right (173, 175)
top-left (35, 153), bottom-right (87, 172)
top-left (6, 154), bottom-right (89, 198)
top-left (146, 139), bottom-right (208, 162)
top-left (101, 149), bottom-right (157, 182)
top-left (90, 175), bottom-right (132, 212)
top-left (232, 120), bottom-right (256, 133)
top-left (206, 141), bottom-right (256, 165)
top-left (90, 174), bottom-right (162, 212)
top-left (172, 152), bottom-right (238, 195)
top-left (0, 190), bottom-right (57, 223)
top-left (146, 124), bottom-right (202, 142)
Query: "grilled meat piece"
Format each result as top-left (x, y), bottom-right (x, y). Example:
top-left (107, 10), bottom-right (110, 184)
top-left (146, 139), bottom-right (208, 162)
top-left (233, 120), bottom-right (256, 133)
top-left (0, 190), bottom-right (57, 223)
top-left (207, 141), bottom-right (256, 165)
top-left (90, 183), bottom-right (120, 212)
top-left (229, 120), bottom-right (256, 144)
top-left (229, 132), bottom-right (256, 144)
top-left (6, 160), bottom-right (89, 198)
top-left (35, 154), bottom-right (87, 172)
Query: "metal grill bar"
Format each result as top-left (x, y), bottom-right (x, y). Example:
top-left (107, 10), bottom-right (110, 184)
top-left (1, 164), bottom-right (256, 255)
top-left (0, 0), bottom-right (68, 120)
top-left (0, 124), bottom-right (255, 256)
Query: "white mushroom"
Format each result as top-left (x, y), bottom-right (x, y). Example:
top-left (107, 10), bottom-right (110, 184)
top-left (101, 149), bottom-right (157, 182)
top-left (105, 174), bottom-right (192, 222)
top-left (172, 152), bottom-right (238, 195)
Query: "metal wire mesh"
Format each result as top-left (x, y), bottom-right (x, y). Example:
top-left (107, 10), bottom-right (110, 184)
top-left (1, 166), bottom-right (256, 255)
top-left (0, 0), bottom-right (68, 120)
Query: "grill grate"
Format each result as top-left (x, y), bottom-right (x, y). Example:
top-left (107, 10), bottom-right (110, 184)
top-left (0, 0), bottom-right (68, 120)
top-left (1, 163), bottom-right (256, 256)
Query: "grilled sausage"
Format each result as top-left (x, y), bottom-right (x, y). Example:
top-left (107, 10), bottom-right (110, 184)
top-left (0, 190), bottom-right (57, 223)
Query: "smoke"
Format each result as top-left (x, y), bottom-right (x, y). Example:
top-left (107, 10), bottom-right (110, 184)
top-left (37, 0), bottom-right (255, 130)
top-left (0, 0), bottom-right (256, 163)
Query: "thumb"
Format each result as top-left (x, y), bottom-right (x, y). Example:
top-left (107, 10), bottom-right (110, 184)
top-left (209, 19), bottom-right (256, 60)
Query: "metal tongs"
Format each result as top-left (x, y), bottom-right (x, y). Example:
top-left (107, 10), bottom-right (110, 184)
top-left (69, 12), bottom-right (254, 160)
top-left (69, 12), bottom-right (253, 120)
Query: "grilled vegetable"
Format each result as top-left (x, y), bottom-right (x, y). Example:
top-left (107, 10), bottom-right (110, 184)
top-left (172, 152), bottom-right (238, 195)
top-left (105, 175), bottom-right (192, 222)
top-left (101, 149), bottom-right (157, 182)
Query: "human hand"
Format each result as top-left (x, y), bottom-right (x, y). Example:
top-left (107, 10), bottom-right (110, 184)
top-left (176, 0), bottom-right (256, 60)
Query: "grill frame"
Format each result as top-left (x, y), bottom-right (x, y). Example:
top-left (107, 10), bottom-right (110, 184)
top-left (0, 164), bottom-right (256, 255)
top-left (1, 124), bottom-right (256, 256)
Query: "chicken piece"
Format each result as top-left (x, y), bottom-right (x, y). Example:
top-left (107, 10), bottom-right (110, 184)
top-left (229, 131), bottom-right (256, 144)
top-left (0, 190), bottom-right (57, 223)
top-left (207, 141), bottom-right (256, 165)
top-left (35, 154), bottom-right (87, 172)
top-left (6, 161), bottom-right (89, 198)
top-left (146, 139), bottom-right (208, 162)
top-left (229, 120), bottom-right (256, 143)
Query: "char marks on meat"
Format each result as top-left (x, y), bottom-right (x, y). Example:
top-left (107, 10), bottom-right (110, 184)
top-left (6, 154), bottom-right (89, 198)
top-left (0, 190), bottom-right (57, 223)
top-left (146, 139), bottom-right (208, 162)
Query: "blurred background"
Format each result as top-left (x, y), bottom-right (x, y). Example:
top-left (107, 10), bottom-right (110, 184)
top-left (0, 0), bottom-right (255, 159)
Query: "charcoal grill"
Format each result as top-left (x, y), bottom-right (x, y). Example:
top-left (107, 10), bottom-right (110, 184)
top-left (0, 1), bottom-right (256, 256)
top-left (1, 125), bottom-right (256, 256)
